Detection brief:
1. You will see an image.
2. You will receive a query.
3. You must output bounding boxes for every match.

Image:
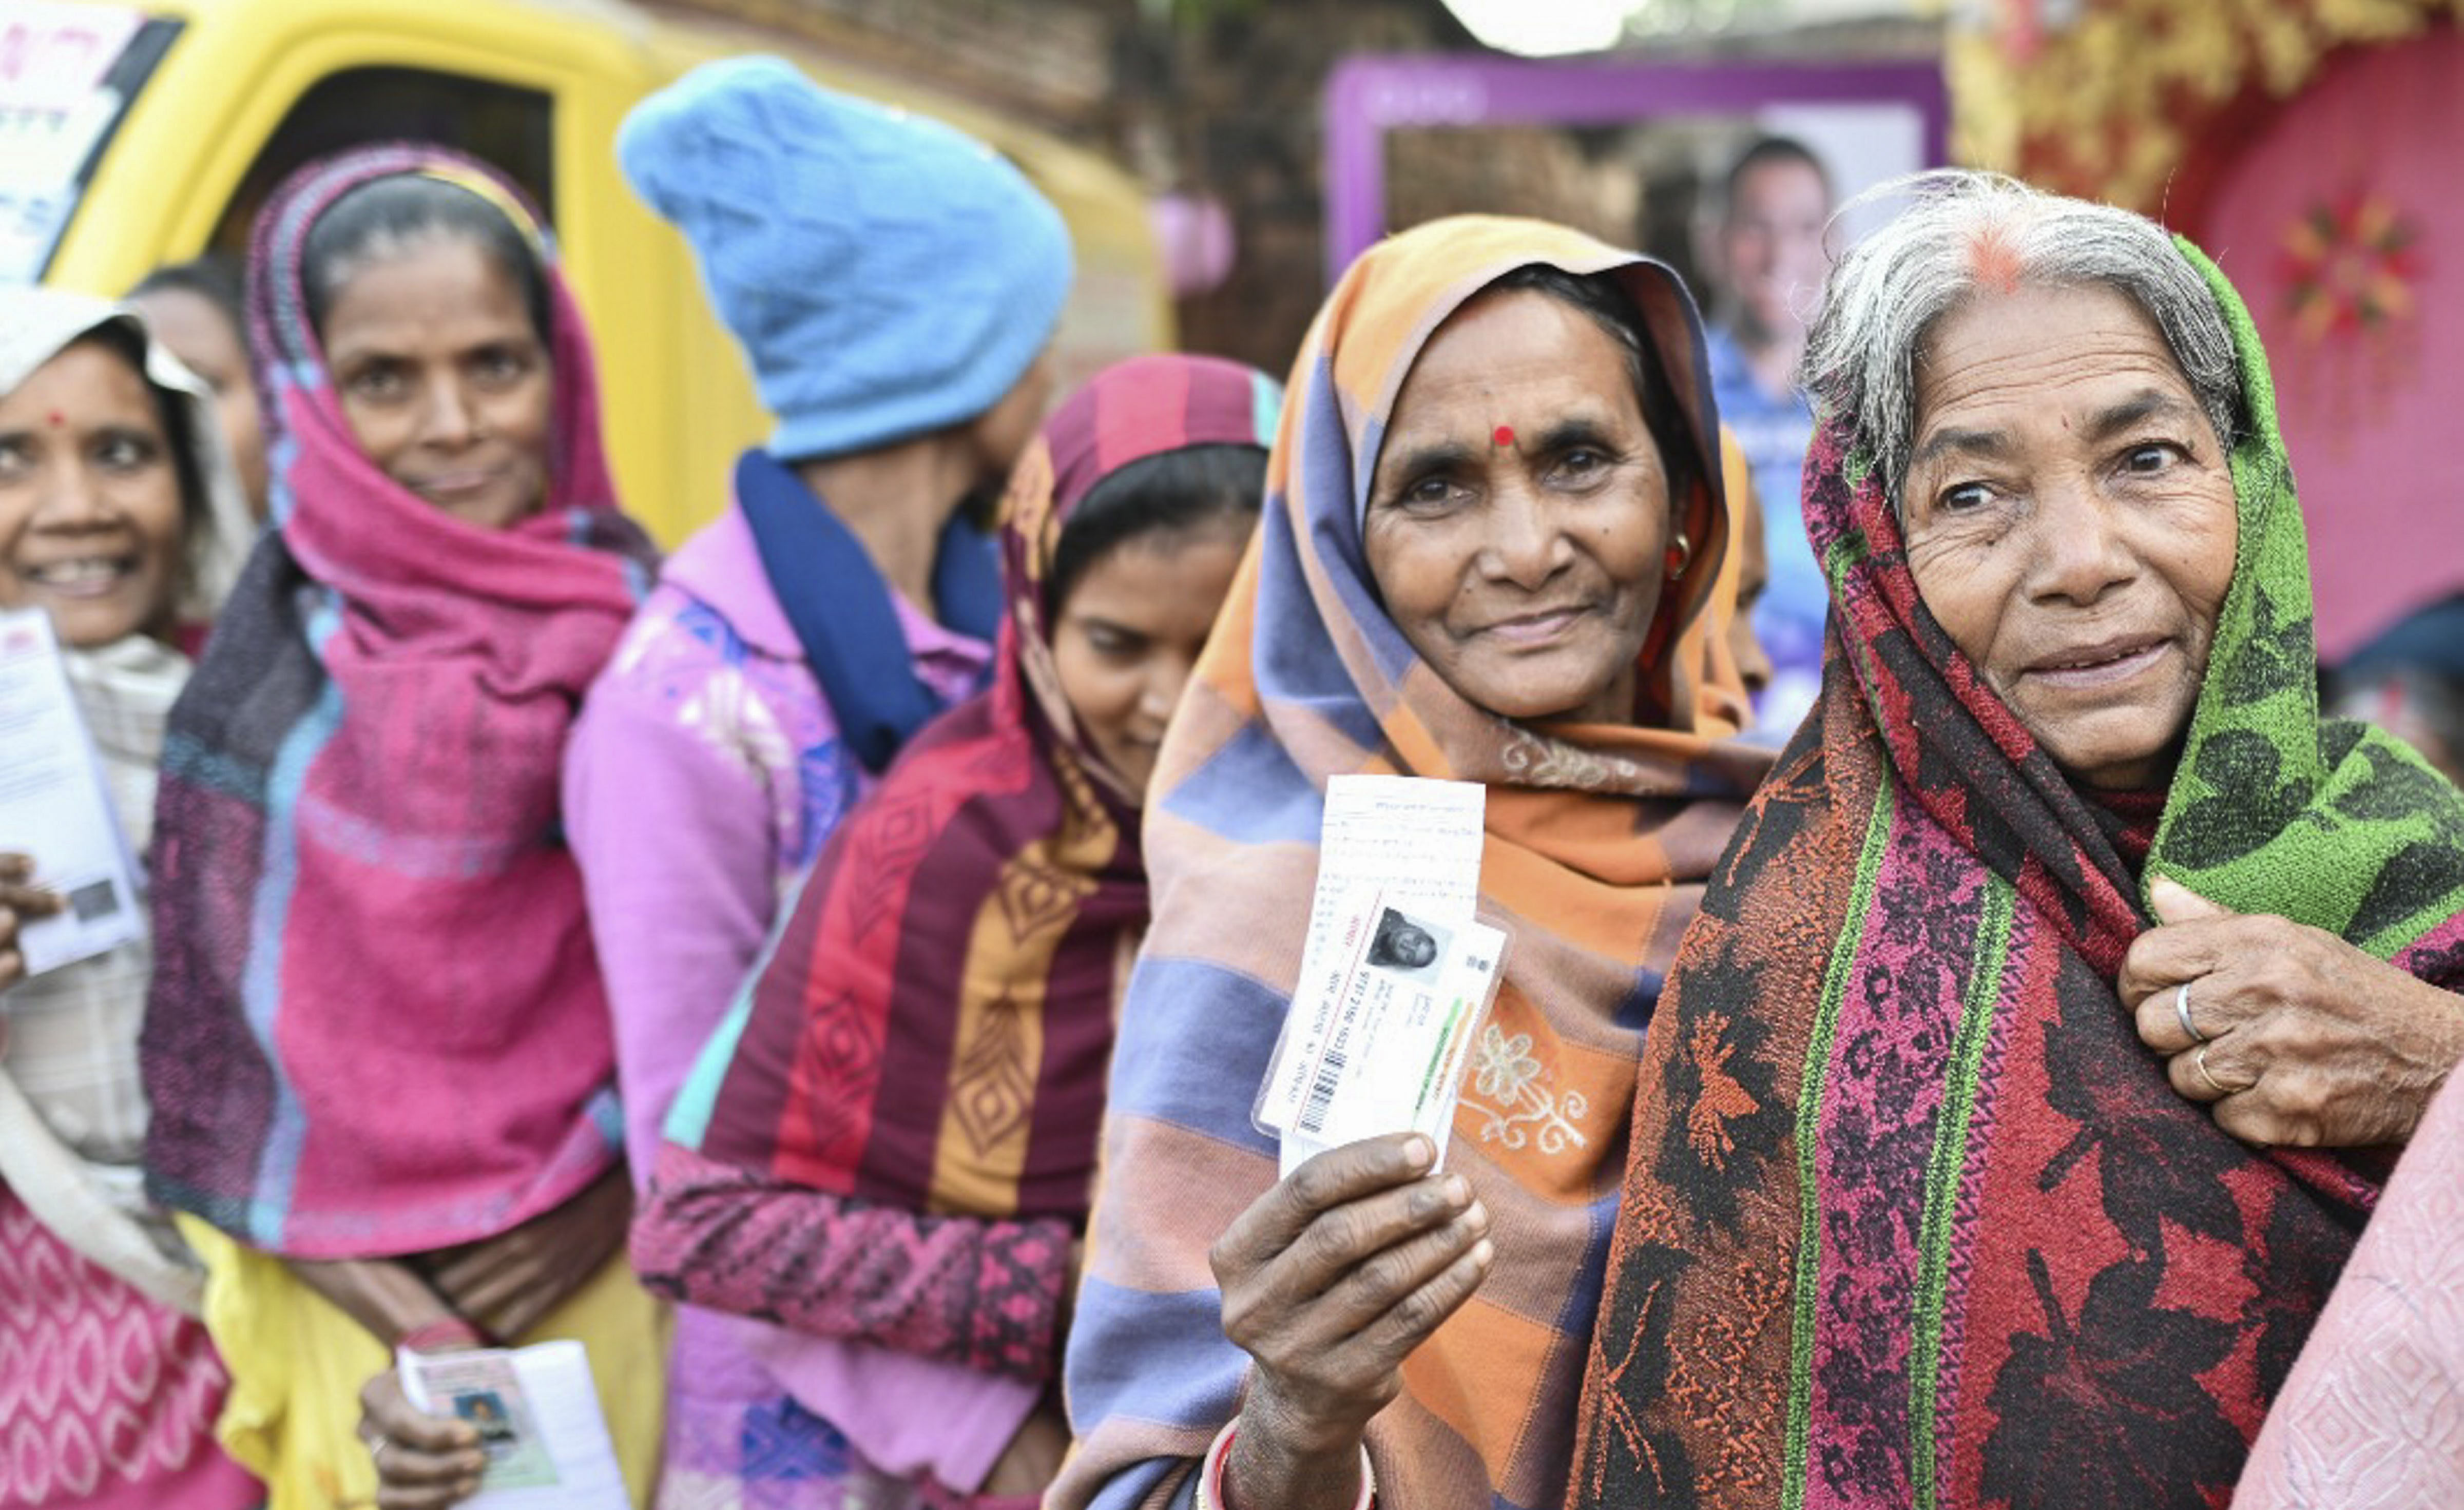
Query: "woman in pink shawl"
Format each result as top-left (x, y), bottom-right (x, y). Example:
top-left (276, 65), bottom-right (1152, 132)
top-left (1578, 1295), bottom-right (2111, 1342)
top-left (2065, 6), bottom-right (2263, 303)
top-left (140, 144), bottom-right (668, 1508)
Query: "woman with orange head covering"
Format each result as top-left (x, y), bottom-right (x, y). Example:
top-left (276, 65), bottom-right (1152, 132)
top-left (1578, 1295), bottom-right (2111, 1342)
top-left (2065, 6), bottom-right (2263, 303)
top-left (1053, 216), bottom-right (1769, 1510)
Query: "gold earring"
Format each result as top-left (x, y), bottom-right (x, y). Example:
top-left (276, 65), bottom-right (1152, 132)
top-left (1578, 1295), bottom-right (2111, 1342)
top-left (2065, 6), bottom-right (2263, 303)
top-left (1664, 531), bottom-right (1692, 579)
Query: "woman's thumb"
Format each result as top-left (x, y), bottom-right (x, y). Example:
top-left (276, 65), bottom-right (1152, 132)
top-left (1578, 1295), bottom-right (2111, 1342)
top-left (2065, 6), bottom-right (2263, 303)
top-left (2149, 874), bottom-right (2234, 924)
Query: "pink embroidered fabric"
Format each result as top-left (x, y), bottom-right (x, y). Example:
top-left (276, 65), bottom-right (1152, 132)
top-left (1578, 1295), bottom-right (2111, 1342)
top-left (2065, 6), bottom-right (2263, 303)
top-left (0, 1188), bottom-right (259, 1510)
top-left (2234, 1068), bottom-right (2464, 1507)
top-left (632, 1142), bottom-right (1073, 1384)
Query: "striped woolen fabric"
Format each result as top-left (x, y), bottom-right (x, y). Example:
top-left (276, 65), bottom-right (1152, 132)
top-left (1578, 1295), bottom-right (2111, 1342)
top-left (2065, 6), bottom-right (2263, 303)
top-left (1052, 216), bottom-right (1771, 1510)
top-left (678, 354), bottom-right (1281, 1229)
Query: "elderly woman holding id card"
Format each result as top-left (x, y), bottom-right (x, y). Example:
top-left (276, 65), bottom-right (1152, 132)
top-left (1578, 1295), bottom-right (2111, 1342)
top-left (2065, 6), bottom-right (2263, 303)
top-left (1052, 216), bottom-right (1772, 1510)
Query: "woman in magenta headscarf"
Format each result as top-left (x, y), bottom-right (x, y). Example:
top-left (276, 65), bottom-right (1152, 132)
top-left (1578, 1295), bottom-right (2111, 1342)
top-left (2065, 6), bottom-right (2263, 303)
top-left (140, 144), bottom-right (667, 1508)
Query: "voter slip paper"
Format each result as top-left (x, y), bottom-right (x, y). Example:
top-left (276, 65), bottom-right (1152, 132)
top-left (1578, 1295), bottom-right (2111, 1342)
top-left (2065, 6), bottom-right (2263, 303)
top-left (1253, 776), bottom-right (1509, 1177)
top-left (0, 608), bottom-right (144, 976)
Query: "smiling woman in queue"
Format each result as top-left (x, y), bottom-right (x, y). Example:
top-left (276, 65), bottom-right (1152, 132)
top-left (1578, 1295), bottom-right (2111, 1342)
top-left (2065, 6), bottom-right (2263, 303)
top-left (1052, 216), bottom-right (1772, 1510)
top-left (139, 145), bottom-right (666, 1510)
top-left (1573, 171), bottom-right (2464, 1510)
top-left (0, 288), bottom-right (258, 1510)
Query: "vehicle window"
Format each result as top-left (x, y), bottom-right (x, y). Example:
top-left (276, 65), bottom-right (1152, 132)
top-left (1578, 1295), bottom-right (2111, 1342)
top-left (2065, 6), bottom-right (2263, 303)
top-left (0, 3), bottom-right (179, 283)
top-left (207, 67), bottom-right (554, 257)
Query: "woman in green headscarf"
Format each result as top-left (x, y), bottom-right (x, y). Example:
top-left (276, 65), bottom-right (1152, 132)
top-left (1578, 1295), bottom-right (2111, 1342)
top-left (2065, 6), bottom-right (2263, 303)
top-left (1573, 171), bottom-right (2464, 1509)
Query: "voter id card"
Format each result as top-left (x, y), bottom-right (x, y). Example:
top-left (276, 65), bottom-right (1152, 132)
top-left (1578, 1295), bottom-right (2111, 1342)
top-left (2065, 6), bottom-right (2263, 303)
top-left (1255, 886), bottom-right (1507, 1176)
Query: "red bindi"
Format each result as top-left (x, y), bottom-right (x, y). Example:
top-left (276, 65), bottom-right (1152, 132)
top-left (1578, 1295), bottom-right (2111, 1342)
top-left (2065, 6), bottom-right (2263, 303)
top-left (46, 411), bottom-right (64, 428)
top-left (1492, 424), bottom-right (1514, 448)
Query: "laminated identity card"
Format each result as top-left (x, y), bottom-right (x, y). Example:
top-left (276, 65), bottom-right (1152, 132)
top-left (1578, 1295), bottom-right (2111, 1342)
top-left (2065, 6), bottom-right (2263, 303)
top-left (0, 608), bottom-right (144, 976)
top-left (398, 1342), bottom-right (625, 1507)
top-left (1255, 775), bottom-right (1510, 1176)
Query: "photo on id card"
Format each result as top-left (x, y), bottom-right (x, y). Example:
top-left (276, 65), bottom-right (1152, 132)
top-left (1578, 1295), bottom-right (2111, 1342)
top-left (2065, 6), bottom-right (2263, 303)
top-left (1254, 890), bottom-right (1508, 1173)
top-left (1363, 907), bottom-right (1448, 979)
top-left (409, 1352), bottom-right (560, 1490)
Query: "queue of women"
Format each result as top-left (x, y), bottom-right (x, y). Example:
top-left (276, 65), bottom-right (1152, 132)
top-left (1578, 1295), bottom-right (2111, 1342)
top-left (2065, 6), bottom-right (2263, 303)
top-left (3, 43), bottom-right (2461, 1510)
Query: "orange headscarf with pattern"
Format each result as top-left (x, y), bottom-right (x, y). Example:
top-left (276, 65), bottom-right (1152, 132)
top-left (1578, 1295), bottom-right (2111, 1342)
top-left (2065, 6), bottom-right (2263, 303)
top-left (1054, 216), bottom-right (1772, 1510)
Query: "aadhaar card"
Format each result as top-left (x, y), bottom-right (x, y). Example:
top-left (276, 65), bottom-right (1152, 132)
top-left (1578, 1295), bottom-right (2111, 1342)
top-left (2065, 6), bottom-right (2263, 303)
top-left (396, 1340), bottom-right (627, 1506)
top-left (1255, 776), bottom-right (1486, 1147)
top-left (1260, 890), bottom-right (1507, 1177)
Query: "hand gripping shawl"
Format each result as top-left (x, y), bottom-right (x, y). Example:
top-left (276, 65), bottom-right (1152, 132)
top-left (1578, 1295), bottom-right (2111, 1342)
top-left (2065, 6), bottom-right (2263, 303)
top-left (141, 144), bottom-right (658, 1259)
top-left (670, 352), bottom-right (1282, 1227)
top-left (1572, 245), bottom-right (2464, 1509)
top-left (1051, 217), bottom-right (1774, 1510)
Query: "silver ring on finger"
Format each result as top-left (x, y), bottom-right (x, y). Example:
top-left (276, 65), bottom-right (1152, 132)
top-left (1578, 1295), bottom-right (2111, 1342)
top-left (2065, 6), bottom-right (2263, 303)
top-left (370, 1436), bottom-right (394, 1470)
top-left (2174, 980), bottom-right (2208, 1044)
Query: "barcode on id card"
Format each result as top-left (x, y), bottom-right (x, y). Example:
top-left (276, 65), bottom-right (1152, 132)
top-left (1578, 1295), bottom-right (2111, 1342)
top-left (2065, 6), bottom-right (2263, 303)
top-left (1297, 1043), bottom-right (1348, 1135)
top-left (68, 879), bottom-right (120, 923)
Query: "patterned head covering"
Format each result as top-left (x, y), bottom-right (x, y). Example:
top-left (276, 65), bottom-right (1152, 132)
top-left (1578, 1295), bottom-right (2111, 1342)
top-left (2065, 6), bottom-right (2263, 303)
top-left (1575, 239), bottom-right (2464, 1507)
top-left (142, 143), bottom-right (659, 1257)
top-left (664, 352), bottom-right (1280, 1235)
top-left (1053, 215), bottom-right (1770, 1510)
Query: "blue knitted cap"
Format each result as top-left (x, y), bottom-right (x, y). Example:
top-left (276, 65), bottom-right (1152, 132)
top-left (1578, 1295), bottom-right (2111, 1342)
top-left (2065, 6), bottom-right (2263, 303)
top-left (619, 55), bottom-right (1075, 460)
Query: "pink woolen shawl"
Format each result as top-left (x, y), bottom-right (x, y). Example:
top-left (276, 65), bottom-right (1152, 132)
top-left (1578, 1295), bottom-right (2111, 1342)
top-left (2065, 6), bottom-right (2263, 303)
top-left (141, 143), bottom-right (657, 1257)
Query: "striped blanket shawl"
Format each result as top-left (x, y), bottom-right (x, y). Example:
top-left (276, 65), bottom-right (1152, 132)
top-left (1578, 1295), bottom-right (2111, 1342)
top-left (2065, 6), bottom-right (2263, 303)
top-left (1053, 216), bottom-right (1772, 1510)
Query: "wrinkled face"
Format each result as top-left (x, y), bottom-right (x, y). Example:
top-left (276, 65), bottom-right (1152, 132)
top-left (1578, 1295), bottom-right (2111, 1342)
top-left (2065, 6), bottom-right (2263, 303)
top-left (320, 234), bottom-right (553, 530)
top-left (1902, 282), bottom-right (2239, 790)
top-left (1050, 521), bottom-right (1248, 798)
top-left (1364, 288), bottom-right (1673, 726)
top-left (0, 340), bottom-right (186, 647)
top-left (130, 285), bottom-right (270, 518)
top-left (1725, 474), bottom-right (1774, 697)
top-left (1717, 158), bottom-right (1831, 345)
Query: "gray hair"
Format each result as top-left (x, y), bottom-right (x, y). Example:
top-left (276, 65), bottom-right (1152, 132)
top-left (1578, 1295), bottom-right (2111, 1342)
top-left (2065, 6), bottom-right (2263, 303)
top-left (1798, 170), bottom-right (2244, 512)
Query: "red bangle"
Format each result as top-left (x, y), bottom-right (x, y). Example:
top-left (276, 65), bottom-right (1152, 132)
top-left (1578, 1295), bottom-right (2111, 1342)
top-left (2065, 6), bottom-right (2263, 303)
top-left (1202, 1423), bottom-right (1237, 1510)
top-left (395, 1317), bottom-right (486, 1353)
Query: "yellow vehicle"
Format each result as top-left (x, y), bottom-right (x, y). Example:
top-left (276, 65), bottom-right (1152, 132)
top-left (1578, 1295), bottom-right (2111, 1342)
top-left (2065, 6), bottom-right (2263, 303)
top-left (5, 0), bottom-right (1172, 541)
